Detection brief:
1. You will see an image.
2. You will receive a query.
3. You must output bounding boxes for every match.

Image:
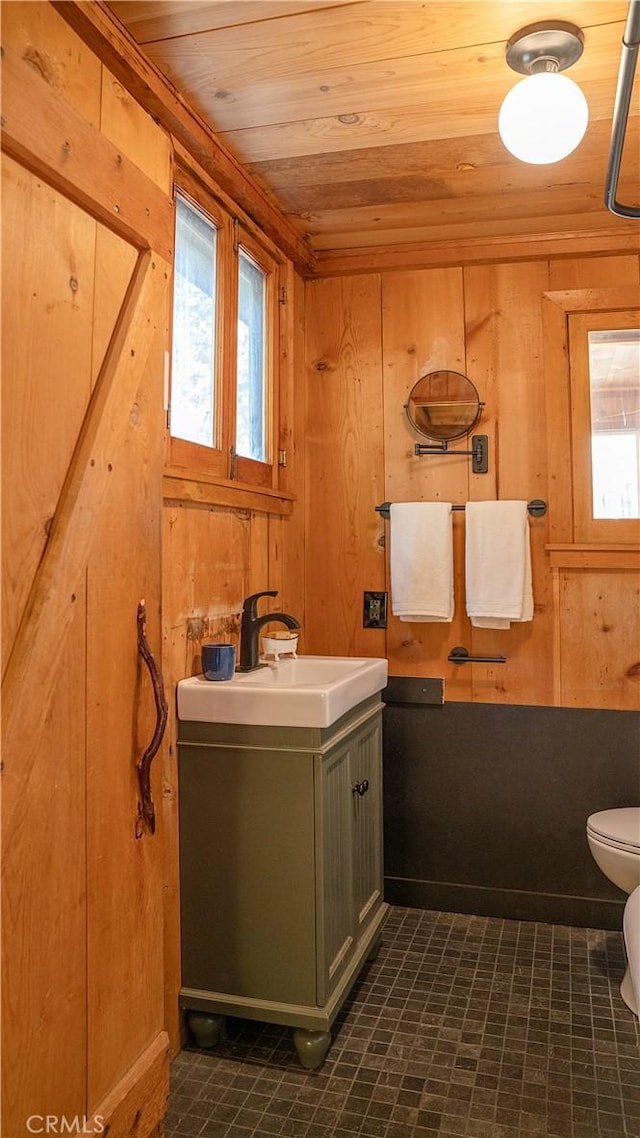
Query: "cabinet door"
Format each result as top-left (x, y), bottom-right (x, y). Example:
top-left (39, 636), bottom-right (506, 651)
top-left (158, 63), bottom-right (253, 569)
top-left (316, 741), bottom-right (355, 1003)
top-left (352, 713), bottom-right (384, 937)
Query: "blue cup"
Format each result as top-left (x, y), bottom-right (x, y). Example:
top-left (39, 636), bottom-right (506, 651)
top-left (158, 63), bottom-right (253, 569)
top-left (202, 643), bottom-right (236, 681)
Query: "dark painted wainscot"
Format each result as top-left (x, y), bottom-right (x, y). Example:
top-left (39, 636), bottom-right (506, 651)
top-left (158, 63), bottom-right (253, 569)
top-left (382, 677), bottom-right (640, 930)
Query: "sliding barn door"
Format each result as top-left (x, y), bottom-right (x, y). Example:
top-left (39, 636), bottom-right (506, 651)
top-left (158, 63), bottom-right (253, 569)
top-left (2, 4), bottom-right (172, 1134)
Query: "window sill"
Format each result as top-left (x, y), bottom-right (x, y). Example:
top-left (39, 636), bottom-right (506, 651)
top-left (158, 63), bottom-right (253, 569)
top-left (163, 467), bottom-right (294, 515)
top-left (546, 543), bottom-right (640, 569)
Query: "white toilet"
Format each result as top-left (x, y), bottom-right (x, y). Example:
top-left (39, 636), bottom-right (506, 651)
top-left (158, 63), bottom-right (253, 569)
top-left (587, 807), bottom-right (640, 1016)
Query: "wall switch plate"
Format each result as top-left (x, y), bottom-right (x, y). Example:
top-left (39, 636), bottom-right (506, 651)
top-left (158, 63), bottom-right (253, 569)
top-left (363, 590), bottom-right (387, 628)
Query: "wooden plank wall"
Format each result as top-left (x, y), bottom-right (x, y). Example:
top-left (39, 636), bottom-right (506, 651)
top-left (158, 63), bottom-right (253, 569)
top-left (2, 1), bottom-right (172, 1131)
top-left (303, 252), bottom-right (640, 710)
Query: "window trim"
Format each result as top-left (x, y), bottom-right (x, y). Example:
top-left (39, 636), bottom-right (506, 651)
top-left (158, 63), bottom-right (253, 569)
top-left (543, 287), bottom-right (640, 552)
top-left (568, 310), bottom-right (639, 543)
top-left (234, 230), bottom-right (278, 489)
top-left (166, 166), bottom-right (284, 497)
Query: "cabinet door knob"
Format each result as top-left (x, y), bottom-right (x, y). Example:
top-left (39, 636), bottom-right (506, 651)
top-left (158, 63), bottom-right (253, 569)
top-left (352, 779), bottom-right (369, 797)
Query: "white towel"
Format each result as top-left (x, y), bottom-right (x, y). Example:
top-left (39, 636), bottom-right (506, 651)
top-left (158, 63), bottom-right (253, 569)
top-left (390, 502), bottom-right (453, 622)
top-left (465, 500), bottom-right (533, 629)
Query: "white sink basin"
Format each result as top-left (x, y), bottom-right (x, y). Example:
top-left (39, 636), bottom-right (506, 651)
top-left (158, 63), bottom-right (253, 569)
top-left (177, 655), bottom-right (388, 728)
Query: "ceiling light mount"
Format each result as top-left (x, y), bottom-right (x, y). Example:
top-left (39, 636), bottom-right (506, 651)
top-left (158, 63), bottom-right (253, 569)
top-left (505, 20), bottom-right (584, 75)
top-left (499, 19), bottom-right (589, 164)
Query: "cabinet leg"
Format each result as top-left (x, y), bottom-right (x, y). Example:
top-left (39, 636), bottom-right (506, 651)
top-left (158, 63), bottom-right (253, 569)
top-left (292, 1028), bottom-right (331, 1070)
top-left (187, 1011), bottom-right (225, 1049)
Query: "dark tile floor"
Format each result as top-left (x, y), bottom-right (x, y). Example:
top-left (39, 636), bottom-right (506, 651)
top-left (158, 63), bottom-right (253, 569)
top-left (165, 907), bottom-right (640, 1138)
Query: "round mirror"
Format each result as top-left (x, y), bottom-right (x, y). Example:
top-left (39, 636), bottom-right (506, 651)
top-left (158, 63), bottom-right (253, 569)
top-left (405, 370), bottom-right (482, 442)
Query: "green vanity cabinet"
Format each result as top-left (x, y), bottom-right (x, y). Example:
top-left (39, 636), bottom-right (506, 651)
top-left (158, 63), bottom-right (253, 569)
top-left (177, 694), bottom-right (388, 1068)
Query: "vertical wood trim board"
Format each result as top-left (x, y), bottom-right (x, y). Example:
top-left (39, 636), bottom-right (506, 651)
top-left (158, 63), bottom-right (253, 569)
top-left (381, 268), bottom-right (471, 690)
top-left (304, 275), bottom-right (386, 658)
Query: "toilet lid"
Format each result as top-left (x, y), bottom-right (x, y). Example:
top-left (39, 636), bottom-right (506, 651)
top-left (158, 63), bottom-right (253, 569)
top-left (587, 808), bottom-right (640, 852)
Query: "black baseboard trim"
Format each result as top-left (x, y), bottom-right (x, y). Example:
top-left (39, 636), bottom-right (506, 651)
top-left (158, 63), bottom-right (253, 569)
top-left (384, 876), bottom-right (625, 931)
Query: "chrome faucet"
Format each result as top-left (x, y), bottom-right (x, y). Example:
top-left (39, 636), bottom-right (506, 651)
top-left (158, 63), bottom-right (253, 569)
top-left (238, 590), bottom-right (301, 672)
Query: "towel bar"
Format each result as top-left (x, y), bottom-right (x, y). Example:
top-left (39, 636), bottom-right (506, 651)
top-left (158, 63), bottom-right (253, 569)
top-left (448, 647), bottom-right (507, 665)
top-left (375, 499), bottom-right (547, 519)
top-left (604, 0), bottom-right (640, 218)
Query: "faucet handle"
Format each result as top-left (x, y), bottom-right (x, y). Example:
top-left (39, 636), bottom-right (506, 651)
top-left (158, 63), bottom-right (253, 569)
top-left (242, 590), bottom-right (278, 617)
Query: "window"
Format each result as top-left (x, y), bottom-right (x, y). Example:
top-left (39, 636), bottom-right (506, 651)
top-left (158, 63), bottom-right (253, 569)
top-left (237, 249), bottom-right (268, 464)
top-left (167, 172), bottom-right (282, 494)
top-left (171, 195), bottom-right (218, 449)
top-left (588, 328), bottom-right (640, 520)
top-left (568, 310), bottom-right (640, 543)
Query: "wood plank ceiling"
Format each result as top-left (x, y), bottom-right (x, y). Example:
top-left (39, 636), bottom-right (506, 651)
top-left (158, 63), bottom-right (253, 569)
top-left (106, 1), bottom-right (639, 269)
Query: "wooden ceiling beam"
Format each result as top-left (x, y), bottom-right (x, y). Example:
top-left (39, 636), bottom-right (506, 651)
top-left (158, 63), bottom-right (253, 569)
top-left (52, 0), bottom-right (316, 274)
top-left (246, 119), bottom-right (632, 191)
top-left (107, 1), bottom-right (367, 44)
top-left (310, 228), bottom-right (640, 277)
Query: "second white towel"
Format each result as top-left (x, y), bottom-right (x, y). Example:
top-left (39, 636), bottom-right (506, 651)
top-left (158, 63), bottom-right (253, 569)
top-left (390, 501), bottom-right (454, 622)
top-left (465, 500), bottom-right (533, 629)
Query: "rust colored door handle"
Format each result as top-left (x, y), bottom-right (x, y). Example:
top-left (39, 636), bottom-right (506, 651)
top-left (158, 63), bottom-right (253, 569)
top-left (136, 599), bottom-right (168, 835)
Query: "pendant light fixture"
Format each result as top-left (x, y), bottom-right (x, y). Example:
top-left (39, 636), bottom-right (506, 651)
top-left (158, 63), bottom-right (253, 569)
top-left (498, 21), bottom-right (589, 164)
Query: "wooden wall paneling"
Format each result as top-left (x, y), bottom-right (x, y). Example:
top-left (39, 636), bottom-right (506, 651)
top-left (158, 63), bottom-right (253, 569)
top-left (2, 6), bottom-right (174, 1130)
top-left (2, 251), bottom-right (166, 831)
top-left (86, 236), bottom-right (168, 1107)
top-left (542, 292), bottom-right (577, 546)
top-left (1, 599), bottom-right (87, 1130)
top-left (1, 0), bottom-right (102, 120)
top-left (86, 82), bottom-right (171, 1112)
top-left (161, 502), bottom-right (191, 1056)
top-left (1, 232), bottom-right (170, 1138)
top-left (462, 265), bottom-right (500, 506)
top-left (464, 262), bottom-right (553, 706)
top-left (91, 227), bottom-right (138, 388)
top-left (100, 65), bottom-right (173, 190)
top-left (558, 569), bottom-right (640, 710)
top-left (380, 268), bottom-right (470, 690)
top-left (52, 0), bottom-right (315, 273)
top-left (273, 268), bottom-right (307, 643)
top-left (276, 262), bottom-right (298, 501)
top-left (161, 500), bottom-right (269, 1050)
top-left (1, 39), bottom-right (97, 1116)
top-left (304, 275), bottom-right (386, 658)
top-left (87, 1032), bottom-right (169, 1138)
top-left (248, 510), bottom-right (271, 597)
top-left (2, 7), bottom-right (173, 1129)
top-left (265, 264), bottom-right (306, 637)
top-left (0, 155), bottom-right (97, 665)
top-left (548, 253), bottom-right (640, 291)
top-left (1, 46), bottom-right (173, 260)
top-left (162, 504), bottom-right (251, 682)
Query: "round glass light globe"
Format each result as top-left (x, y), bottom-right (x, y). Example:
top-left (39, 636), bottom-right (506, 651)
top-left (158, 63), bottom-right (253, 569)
top-left (498, 71), bottom-right (589, 164)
